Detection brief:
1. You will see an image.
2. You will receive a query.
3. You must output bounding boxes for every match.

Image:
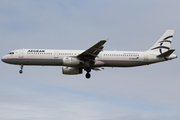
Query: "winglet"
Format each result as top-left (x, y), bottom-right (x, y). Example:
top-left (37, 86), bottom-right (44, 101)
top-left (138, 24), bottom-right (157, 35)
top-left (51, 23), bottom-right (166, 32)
top-left (100, 38), bottom-right (109, 44)
top-left (106, 38), bottom-right (109, 42)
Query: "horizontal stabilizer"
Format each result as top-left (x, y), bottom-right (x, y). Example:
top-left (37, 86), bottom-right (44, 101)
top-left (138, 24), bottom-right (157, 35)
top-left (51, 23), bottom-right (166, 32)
top-left (157, 49), bottom-right (175, 57)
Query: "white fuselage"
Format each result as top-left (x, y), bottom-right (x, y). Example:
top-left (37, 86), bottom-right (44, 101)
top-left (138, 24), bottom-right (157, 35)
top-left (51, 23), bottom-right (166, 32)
top-left (1, 30), bottom-right (177, 78)
top-left (1, 49), bottom-right (177, 67)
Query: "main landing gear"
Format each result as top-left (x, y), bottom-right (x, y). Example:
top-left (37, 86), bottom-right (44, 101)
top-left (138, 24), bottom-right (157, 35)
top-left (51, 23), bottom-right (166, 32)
top-left (85, 67), bottom-right (91, 79)
top-left (19, 64), bottom-right (23, 74)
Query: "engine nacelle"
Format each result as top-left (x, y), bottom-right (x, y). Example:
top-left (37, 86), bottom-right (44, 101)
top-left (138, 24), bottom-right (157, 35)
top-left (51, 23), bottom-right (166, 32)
top-left (62, 67), bottom-right (83, 75)
top-left (62, 57), bottom-right (80, 66)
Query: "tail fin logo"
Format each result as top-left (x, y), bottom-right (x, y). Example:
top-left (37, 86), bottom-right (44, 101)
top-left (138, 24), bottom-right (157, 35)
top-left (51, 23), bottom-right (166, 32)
top-left (159, 36), bottom-right (172, 44)
top-left (151, 35), bottom-right (173, 54)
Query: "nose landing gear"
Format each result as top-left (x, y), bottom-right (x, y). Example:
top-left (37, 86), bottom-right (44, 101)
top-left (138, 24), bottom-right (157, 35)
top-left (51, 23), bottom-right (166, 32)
top-left (19, 65), bottom-right (23, 74)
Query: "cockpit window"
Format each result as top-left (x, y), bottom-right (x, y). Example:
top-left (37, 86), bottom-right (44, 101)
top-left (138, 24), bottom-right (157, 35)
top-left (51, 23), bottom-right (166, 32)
top-left (9, 52), bottom-right (14, 54)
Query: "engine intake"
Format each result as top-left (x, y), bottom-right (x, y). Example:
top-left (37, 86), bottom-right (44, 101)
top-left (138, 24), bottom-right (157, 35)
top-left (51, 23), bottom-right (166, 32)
top-left (62, 67), bottom-right (82, 75)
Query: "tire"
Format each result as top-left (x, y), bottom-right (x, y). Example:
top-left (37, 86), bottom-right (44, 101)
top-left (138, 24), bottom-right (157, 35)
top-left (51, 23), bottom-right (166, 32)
top-left (19, 70), bottom-right (23, 74)
top-left (86, 73), bottom-right (91, 79)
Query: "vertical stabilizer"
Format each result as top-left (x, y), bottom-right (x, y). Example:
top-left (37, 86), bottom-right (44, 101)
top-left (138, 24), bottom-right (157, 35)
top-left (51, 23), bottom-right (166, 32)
top-left (148, 30), bottom-right (174, 54)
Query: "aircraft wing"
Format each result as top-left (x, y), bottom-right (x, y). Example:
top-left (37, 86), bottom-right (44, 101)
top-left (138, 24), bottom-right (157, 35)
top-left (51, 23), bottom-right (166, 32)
top-left (77, 39), bottom-right (108, 60)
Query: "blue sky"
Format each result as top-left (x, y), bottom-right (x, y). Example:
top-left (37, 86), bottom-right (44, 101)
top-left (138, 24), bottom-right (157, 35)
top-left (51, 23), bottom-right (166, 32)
top-left (0, 0), bottom-right (180, 120)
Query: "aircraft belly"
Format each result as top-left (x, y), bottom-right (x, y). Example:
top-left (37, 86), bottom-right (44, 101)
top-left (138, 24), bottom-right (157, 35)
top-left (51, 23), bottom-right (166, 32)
top-left (25, 59), bottom-right (63, 65)
top-left (101, 60), bottom-right (149, 67)
top-left (3, 58), bottom-right (63, 66)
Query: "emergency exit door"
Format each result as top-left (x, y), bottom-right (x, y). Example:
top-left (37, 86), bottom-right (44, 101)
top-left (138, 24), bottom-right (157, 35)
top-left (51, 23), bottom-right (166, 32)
top-left (54, 50), bottom-right (58, 58)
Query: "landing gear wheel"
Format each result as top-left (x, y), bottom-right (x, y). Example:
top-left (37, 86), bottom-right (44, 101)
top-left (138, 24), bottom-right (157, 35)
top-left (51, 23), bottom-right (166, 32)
top-left (19, 70), bottom-right (23, 74)
top-left (86, 73), bottom-right (91, 79)
top-left (19, 64), bottom-right (23, 74)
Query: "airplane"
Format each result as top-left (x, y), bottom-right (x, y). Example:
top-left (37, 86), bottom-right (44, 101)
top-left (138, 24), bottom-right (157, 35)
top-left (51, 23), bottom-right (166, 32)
top-left (1, 30), bottom-right (177, 79)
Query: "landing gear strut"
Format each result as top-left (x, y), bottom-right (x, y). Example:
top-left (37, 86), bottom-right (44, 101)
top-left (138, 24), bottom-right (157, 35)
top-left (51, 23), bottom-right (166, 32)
top-left (86, 67), bottom-right (91, 72)
top-left (19, 64), bottom-right (23, 74)
top-left (85, 67), bottom-right (91, 79)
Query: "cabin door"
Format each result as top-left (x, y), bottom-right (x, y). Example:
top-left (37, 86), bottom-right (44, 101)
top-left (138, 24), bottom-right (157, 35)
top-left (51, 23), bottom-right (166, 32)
top-left (19, 49), bottom-right (24, 58)
top-left (144, 52), bottom-right (148, 61)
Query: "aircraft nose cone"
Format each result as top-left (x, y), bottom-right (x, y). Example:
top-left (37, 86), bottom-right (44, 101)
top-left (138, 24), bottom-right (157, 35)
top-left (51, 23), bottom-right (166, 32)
top-left (1, 55), bottom-right (7, 62)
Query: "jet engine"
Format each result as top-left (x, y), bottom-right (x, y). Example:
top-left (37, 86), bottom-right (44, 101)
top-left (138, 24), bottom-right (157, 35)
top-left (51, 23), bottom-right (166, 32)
top-left (62, 57), bottom-right (80, 66)
top-left (62, 67), bottom-right (83, 75)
